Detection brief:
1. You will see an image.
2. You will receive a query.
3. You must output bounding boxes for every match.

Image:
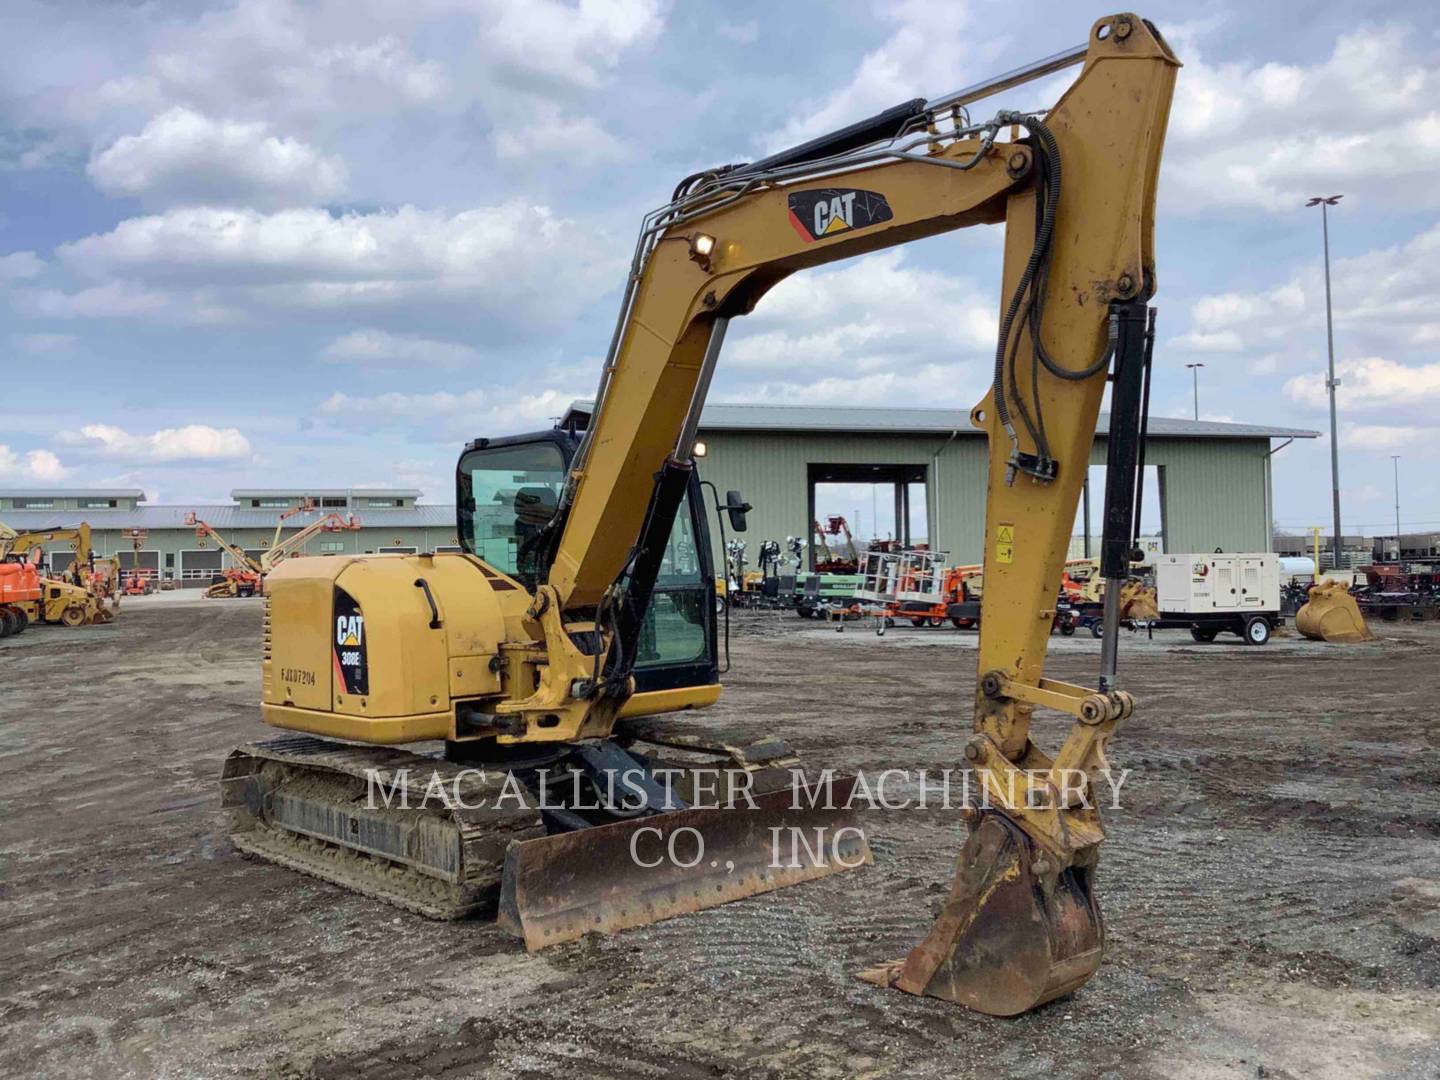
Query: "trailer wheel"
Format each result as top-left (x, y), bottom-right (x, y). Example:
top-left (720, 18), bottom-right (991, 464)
top-left (1090, 621), bottom-right (1104, 639)
top-left (1242, 616), bottom-right (1271, 646)
top-left (0, 609), bottom-right (16, 637)
top-left (950, 617), bottom-right (974, 629)
top-left (1190, 626), bottom-right (1218, 643)
top-left (12, 607), bottom-right (28, 633)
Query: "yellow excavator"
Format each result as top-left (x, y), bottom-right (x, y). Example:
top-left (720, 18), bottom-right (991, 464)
top-left (224, 14), bottom-right (1178, 1017)
top-left (0, 520), bottom-right (116, 627)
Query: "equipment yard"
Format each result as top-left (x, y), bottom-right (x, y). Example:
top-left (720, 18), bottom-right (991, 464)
top-left (3, 600), bottom-right (1437, 1080)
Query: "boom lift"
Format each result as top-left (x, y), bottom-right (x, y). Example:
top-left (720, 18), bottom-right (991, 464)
top-left (813, 516), bottom-right (860, 573)
top-left (260, 511), bottom-right (360, 572)
top-left (227, 14), bottom-right (1177, 1017)
top-left (187, 509), bottom-right (361, 597)
top-left (186, 514), bottom-right (265, 598)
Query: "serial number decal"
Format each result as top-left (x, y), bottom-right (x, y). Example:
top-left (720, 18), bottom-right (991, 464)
top-left (280, 667), bottom-right (317, 687)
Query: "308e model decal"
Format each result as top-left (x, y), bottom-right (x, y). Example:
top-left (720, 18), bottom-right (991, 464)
top-left (333, 586), bottom-right (368, 696)
top-left (787, 188), bottom-right (894, 242)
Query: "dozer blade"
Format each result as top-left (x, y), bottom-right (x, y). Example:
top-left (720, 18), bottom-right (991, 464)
top-left (1296, 580), bottom-right (1374, 643)
top-left (858, 811), bottom-right (1102, 1017)
top-left (498, 776), bottom-right (871, 950)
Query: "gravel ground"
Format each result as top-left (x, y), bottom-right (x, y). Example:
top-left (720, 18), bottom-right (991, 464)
top-left (1, 598), bottom-right (1437, 1079)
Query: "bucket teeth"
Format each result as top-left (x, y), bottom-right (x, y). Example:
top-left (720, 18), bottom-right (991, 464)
top-left (858, 811), bottom-right (1103, 1017)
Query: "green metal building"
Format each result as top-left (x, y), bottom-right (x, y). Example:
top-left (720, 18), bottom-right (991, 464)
top-left (2, 403), bottom-right (1316, 583)
top-left (561, 402), bottom-right (1318, 566)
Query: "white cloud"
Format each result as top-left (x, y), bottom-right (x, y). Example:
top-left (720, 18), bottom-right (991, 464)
top-left (1165, 28), bottom-right (1440, 212)
top-left (1168, 330), bottom-right (1243, 353)
top-left (717, 20), bottom-right (759, 45)
top-left (485, 0), bottom-right (664, 89)
top-left (58, 423), bottom-right (253, 462)
top-left (321, 328), bottom-right (480, 367)
top-left (761, 0), bottom-right (983, 153)
top-left (744, 363), bottom-right (972, 406)
top-left (1285, 357), bottom-right (1440, 411)
top-left (12, 333), bottom-right (79, 354)
top-left (12, 281), bottom-right (172, 319)
top-left (1338, 423), bottom-right (1428, 451)
top-left (723, 251), bottom-right (996, 390)
top-left (43, 200), bottom-right (617, 325)
top-left (320, 385), bottom-right (577, 437)
top-left (0, 251), bottom-right (44, 281)
top-left (60, 199), bottom-right (607, 287)
top-left (88, 107), bottom-right (347, 208)
top-left (494, 104), bottom-right (629, 163)
top-left (0, 446), bottom-right (68, 482)
top-left (322, 388), bottom-right (487, 417)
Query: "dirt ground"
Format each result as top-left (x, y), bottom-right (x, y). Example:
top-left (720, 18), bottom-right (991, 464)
top-left (2, 597), bottom-right (1438, 1079)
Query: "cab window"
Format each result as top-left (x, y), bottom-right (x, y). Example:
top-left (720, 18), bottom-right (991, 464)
top-left (635, 497), bottom-right (708, 668)
top-left (458, 441), bottom-right (566, 588)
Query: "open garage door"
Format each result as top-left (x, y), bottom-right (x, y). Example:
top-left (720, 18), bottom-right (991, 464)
top-left (807, 463), bottom-right (929, 569)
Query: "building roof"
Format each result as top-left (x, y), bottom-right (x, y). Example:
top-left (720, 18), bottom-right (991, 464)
top-left (0, 504), bottom-right (459, 532)
top-left (230, 488), bottom-right (422, 499)
top-left (563, 401), bottom-right (1319, 440)
top-left (0, 488), bottom-right (147, 499)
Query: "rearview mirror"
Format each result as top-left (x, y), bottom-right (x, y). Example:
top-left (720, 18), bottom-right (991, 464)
top-left (725, 490), bottom-right (751, 533)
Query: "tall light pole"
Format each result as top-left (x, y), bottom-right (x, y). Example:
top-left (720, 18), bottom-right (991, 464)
top-left (1391, 455), bottom-right (1401, 558)
top-left (1185, 362), bottom-right (1204, 420)
top-left (1306, 194), bottom-right (1344, 567)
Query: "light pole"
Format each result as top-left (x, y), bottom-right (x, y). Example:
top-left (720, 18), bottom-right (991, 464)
top-left (1306, 194), bottom-right (1344, 567)
top-left (1185, 362), bottom-right (1204, 420)
top-left (1391, 455), bottom-right (1401, 559)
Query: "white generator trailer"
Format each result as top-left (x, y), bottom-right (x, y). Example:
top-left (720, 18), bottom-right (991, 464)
top-left (1153, 553), bottom-right (1283, 645)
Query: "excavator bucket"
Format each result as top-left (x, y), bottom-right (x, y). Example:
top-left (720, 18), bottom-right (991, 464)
top-left (498, 776), bottom-right (872, 949)
top-left (1118, 580), bottom-right (1158, 623)
top-left (1296, 580), bottom-right (1374, 643)
top-left (859, 812), bottom-right (1103, 1017)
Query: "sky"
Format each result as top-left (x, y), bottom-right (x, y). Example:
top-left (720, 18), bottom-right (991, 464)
top-left (1, 0), bottom-right (1437, 539)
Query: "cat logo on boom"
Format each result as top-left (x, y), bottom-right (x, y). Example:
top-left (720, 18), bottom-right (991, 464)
top-left (787, 188), bottom-right (894, 242)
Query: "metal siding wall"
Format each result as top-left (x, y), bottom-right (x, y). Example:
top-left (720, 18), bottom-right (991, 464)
top-left (698, 431), bottom-right (1273, 566)
top-left (1143, 438), bottom-right (1270, 554)
top-left (61, 436), bottom-right (1272, 578)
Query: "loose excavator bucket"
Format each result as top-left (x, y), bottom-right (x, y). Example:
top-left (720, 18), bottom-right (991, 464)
top-left (1118, 580), bottom-right (1158, 623)
top-left (1296, 580), bottom-right (1374, 644)
top-left (859, 812), bottom-right (1103, 1017)
top-left (498, 775), bottom-right (871, 949)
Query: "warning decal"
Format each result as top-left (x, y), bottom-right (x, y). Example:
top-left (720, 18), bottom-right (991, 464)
top-left (995, 523), bottom-right (1015, 565)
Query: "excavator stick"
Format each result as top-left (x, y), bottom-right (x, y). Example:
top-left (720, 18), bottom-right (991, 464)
top-left (859, 812), bottom-right (1102, 1016)
top-left (1296, 580), bottom-right (1374, 643)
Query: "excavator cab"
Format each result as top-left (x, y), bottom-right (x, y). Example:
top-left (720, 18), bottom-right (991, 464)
top-left (456, 427), bottom-right (720, 696)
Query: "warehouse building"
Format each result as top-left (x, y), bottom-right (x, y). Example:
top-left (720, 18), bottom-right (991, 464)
top-left (560, 402), bottom-right (1319, 566)
top-left (0, 487), bottom-right (458, 586)
top-left (2, 403), bottom-right (1317, 583)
